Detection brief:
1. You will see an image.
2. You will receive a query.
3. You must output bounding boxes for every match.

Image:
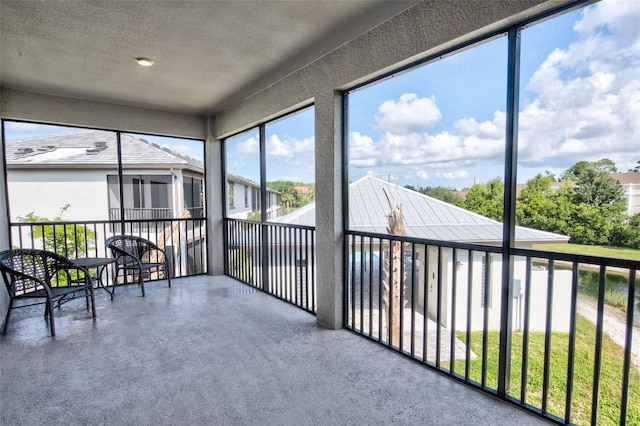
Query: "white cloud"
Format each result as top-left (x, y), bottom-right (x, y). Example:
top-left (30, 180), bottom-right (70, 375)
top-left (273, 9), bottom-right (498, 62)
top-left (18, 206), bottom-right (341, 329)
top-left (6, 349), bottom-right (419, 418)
top-left (351, 0), bottom-right (639, 181)
top-left (266, 134), bottom-right (314, 159)
top-left (416, 170), bottom-right (429, 180)
top-left (234, 136), bottom-right (260, 156)
top-left (437, 170), bottom-right (468, 179)
top-left (349, 109), bottom-right (505, 169)
top-left (349, 131), bottom-right (378, 167)
top-left (376, 93), bottom-right (442, 134)
top-left (518, 1), bottom-right (640, 168)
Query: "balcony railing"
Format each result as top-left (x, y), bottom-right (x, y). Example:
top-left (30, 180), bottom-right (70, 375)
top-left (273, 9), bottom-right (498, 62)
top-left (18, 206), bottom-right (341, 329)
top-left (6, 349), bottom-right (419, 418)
top-left (225, 218), bottom-right (316, 314)
top-left (109, 207), bottom-right (173, 221)
top-left (10, 217), bottom-right (207, 281)
top-left (346, 230), bottom-right (639, 425)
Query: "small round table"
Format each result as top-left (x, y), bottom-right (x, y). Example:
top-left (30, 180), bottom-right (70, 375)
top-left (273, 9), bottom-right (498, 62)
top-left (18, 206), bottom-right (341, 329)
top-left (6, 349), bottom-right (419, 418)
top-left (72, 257), bottom-right (117, 300)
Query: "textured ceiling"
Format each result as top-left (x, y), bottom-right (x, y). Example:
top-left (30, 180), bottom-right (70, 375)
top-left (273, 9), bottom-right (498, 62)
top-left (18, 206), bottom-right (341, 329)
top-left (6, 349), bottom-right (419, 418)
top-left (0, 0), bottom-right (419, 116)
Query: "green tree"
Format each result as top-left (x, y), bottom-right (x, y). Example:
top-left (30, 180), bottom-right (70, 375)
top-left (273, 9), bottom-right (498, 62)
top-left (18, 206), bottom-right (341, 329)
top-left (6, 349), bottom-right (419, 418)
top-left (267, 180), bottom-right (315, 214)
top-left (17, 204), bottom-right (96, 258)
top-left (609, 213), bottom-right (640, 249)
top-left (516, 174), bottom-right (560, 231)
top-left (463, 177), bottom-right (504, 221)
top-left (572, 166), bottom-right (624, 207)
top-left (404, 185), bottom-right (464, 206)
top-left (561, 158), bottom-right (618, 181)
top-left (517, 160), bottom-right (630, 247)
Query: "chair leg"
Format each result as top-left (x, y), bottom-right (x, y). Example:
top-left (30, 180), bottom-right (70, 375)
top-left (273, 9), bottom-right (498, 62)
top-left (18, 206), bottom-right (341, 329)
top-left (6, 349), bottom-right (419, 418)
top-left (166, 262), bottom-right (171, 288)
top-left (113, 266), bottom-right (121, 296)
top-left (89, 287), bottom-right (96, 318)
top-left (139, 271), bottom-right (145, 297)
top-left (2, 299), bottom-right (14, 334)
top-left (47, 299), bottom-right (56, 337)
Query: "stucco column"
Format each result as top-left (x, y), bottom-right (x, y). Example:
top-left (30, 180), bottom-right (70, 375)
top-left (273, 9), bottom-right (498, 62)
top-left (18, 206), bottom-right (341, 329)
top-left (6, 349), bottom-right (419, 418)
top-left (0, 99), bottom-right (11, 327)
top-left (315, 91), bottom-right (344, 330)
top-left (206, 117), bottom-right (225, 275)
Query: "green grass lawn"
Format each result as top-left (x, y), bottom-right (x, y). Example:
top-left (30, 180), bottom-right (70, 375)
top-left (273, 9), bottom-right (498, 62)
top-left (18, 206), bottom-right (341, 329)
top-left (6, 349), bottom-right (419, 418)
top-left (454, 315), bottom-right (639, 425)
top-left (533, 243), bottom-right (640, 260)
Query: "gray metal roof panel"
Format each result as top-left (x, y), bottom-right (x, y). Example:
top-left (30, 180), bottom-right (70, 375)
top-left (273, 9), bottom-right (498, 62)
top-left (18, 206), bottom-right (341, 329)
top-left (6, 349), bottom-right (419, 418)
top-left (6, 130), bottom-right (203, 171)
top-left (283, 175), bottom-right (569, 244)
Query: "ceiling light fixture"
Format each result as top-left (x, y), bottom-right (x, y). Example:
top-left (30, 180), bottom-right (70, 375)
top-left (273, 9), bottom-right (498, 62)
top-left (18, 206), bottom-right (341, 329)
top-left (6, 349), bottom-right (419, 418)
top-left (134, 57), bottom-right (154, 67)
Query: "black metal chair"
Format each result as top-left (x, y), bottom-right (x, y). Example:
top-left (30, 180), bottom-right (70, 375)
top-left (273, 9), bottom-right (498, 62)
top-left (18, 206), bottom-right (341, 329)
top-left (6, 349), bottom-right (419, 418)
top-left (0, 249), bottom-right (96, 337)
top-left (105, 235), bottom-right (171, 297)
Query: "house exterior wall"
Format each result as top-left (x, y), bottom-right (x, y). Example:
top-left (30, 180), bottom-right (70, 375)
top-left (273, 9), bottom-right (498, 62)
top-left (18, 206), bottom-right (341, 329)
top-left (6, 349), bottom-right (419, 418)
top-left (7, 169), bottom-right (111, 221)
top-left (353, 244), bottom-right (571, 333)
top-left (623, 183), bottom-right (640, 215)
top-left (435, 253), bottom-right (572, 333)
top-left (227, 180), bottom-right (257, 219)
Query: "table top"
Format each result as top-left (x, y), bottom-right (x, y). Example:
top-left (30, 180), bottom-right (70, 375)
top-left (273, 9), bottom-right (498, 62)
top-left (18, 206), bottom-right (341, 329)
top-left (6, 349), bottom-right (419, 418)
top-left (72, 257), bottom-right (116, 268)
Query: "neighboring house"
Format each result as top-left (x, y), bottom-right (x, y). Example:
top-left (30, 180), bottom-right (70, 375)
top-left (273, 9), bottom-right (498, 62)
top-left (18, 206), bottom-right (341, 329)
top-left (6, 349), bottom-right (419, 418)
top-left (5, 130), bottom-right (204, 222)
top-left (611, 172), bottom-right (640, 215)
top-left (226, 173), bottom-right (281, 220)
top-left (276, 175), bottom-right (572, 332)
top-left (5, 130), bottom-right (206, 274)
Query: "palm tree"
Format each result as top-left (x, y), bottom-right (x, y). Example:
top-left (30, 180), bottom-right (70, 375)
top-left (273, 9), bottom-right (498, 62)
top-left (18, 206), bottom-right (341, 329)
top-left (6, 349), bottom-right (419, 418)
top-left (382, 188), bottom-right (406, 348)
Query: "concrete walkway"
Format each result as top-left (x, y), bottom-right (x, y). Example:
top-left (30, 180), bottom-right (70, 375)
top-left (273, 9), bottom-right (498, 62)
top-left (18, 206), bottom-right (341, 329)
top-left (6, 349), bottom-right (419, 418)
top-left (0, 275), bottom-right (549, 425)
top-left (577, 296), bottom-right (640, 370)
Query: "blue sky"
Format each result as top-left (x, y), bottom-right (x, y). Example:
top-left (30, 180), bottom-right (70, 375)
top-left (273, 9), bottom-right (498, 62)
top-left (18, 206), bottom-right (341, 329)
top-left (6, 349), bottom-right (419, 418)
top-left (346, 0), bottom-right (640, 189)
top-left (5, 0), bottom-right (638, 190)
top-left (227, 0), bottom-right (638, 189)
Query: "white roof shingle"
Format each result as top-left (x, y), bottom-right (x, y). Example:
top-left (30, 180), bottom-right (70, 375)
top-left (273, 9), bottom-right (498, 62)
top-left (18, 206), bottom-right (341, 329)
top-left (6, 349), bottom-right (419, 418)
top-left (6, 130), bottom-right (203, 172)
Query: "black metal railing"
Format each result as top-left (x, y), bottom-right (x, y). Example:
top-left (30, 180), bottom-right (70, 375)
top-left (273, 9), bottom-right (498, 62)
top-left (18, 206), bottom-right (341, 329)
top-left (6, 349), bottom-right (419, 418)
top-left (10, 217), bottom-right (207, 283)
top-left (225, 218), bottom-right (316, 314)
top-left (346, 230), bottom-right (639, 426)
top-left (109, 208), bottom-right (173, 221)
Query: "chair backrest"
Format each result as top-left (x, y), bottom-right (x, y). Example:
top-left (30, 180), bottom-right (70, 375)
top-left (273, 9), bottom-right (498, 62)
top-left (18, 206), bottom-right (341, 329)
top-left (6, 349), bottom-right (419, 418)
top-left (105, 235), bottom-right (161, 264)
top-left (0, 249), bottom-right (72, 295)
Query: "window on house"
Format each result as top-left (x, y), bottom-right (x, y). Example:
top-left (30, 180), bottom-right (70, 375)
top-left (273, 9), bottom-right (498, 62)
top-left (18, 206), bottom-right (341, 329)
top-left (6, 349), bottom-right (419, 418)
top-left (244, 186), bottom-right (249, 208)
top-left (228, 181), bottom-right (235, 209)
top-left (183, 176), bottom-right (203, 217)
top-left (151, 180), bottom-right (169, 209)
top-left (133, 178), bottom-right (144, 208)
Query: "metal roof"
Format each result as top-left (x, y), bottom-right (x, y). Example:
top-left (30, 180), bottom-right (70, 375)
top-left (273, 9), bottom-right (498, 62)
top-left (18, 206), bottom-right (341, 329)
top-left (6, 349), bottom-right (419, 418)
top-left (276, 175), bottom-right (569, 244)
top-left (5, 130), bottom-right (203, 172)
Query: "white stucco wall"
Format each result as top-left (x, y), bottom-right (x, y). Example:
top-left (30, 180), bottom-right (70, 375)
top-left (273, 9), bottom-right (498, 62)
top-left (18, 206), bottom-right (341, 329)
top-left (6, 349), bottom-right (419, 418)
top-left (623, 183), bottom-right (640, 215)
top-left (436, 254), bottom-right (572, 333)
top-left (7, 169), bottom-right (111, 221)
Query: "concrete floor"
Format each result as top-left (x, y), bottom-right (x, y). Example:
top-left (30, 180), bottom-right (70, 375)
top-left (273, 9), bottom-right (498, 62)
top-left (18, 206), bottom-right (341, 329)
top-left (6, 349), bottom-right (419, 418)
top-left (0, 275), bottom-right (549, 425)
